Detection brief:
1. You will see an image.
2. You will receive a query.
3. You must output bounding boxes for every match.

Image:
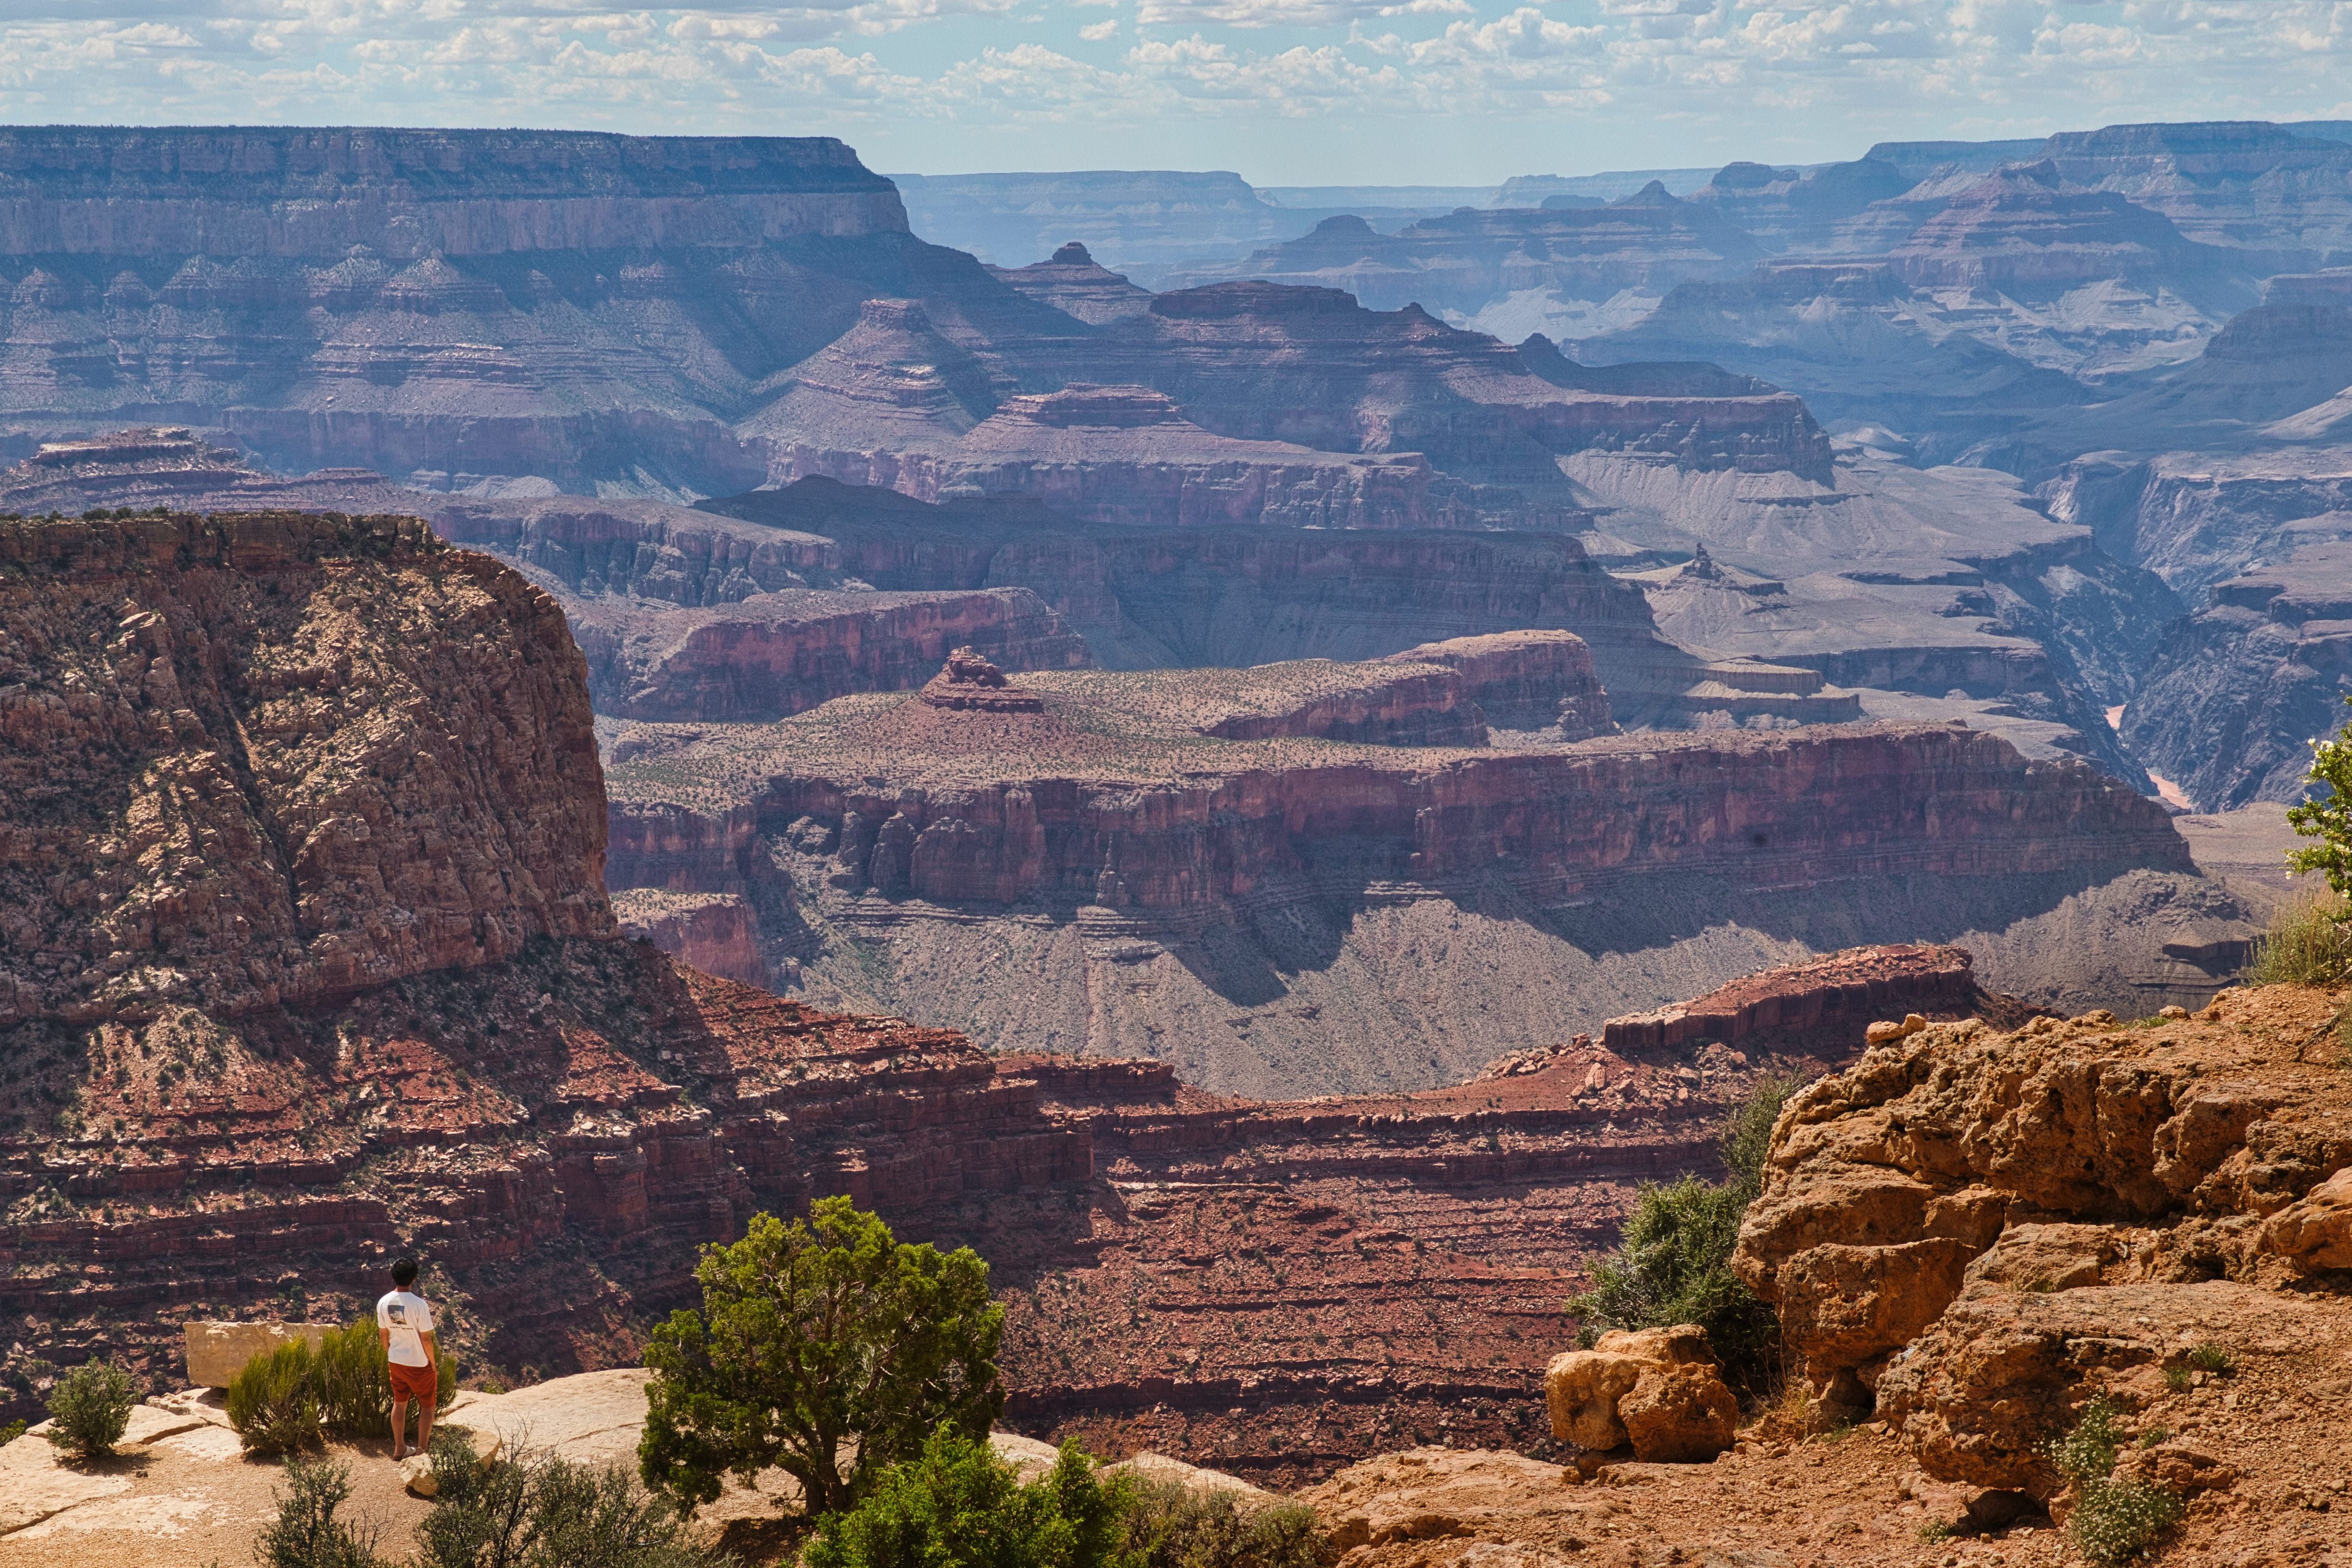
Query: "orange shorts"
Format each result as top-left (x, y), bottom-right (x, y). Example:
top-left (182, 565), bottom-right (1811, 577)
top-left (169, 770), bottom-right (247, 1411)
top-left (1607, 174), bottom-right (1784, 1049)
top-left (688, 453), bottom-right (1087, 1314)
top-left (389, 1359), bottom-right (438, 1405)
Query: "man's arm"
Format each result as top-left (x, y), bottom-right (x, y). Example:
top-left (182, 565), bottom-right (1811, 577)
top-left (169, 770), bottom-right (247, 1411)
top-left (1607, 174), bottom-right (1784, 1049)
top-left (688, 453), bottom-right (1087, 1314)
top-left (420, 1329), bottom-right (438, 1369)
top-left (379, 1325), bottom-right (392, 1353)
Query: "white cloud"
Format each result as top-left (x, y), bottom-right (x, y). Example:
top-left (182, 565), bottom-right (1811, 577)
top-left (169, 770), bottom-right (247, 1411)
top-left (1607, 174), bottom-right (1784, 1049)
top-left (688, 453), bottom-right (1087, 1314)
top-left (0, 0), bottom-right (2347, 175)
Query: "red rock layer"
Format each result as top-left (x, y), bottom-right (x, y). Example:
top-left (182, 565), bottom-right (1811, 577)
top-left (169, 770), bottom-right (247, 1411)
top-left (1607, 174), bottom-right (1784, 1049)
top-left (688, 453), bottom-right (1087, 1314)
top-left (607, 718), bottom-right (2191, 915)
top-left (611, 890), bottom-right (771, 987)
top-left (1598, 943), bottom-right (1979, 1053)
top-left (1382, 629), bottom-right (1616, 736)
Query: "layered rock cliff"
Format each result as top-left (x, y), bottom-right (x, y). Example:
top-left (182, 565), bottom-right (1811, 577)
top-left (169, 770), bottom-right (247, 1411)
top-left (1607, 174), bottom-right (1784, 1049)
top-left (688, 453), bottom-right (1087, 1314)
top-left (602, 678), bottom-right (2234, 1095)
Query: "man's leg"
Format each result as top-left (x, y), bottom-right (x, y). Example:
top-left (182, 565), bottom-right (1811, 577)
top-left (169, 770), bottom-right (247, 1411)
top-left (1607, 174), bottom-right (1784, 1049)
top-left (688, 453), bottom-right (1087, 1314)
top-left (391, 1395), bottom-right (410, 1459)
top-left (415, 1382), bottom-right (434, 1455)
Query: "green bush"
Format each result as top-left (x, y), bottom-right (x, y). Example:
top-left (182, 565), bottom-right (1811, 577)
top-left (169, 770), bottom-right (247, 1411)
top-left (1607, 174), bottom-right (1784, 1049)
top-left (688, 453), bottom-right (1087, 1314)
top-left (255, 1456), bottom-right (391, 1568)
top-left (228, 1340), bottom-right (325, 1458)
top-left (640, 1198), bottom-right (1003, 1518)
top-left (803, 1427), bottom-right (1132, 1568)
top-left (1564, 1073), bottom-right (1805, 1394)
top-left (2183, 1343), bottom-right (2234, 1376)
top-left (415, 1427), bottom-right (732, 1568)
top-left (224, 1322), bottom-right (455, 1454)
top-left (1118, 1477), bottom-right (1333, 1568)
top-left (45, 1360), bottom-right (136, 1461)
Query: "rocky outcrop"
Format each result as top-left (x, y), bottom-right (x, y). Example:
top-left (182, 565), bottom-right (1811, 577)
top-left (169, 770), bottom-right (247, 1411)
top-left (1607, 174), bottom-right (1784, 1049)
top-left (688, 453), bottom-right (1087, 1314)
top-left (1732, 982), bottom-right (2352, 1499)
top-left (1381, 630), bottom-right (1615, 737)
top-left (1597, 944), bottom-right (1986, 1054)
top-left (918, 647), bottom-right (1044, 713)
top-left (987, 242), bottom-right (1156, 324)
top-left (603, 693), bottom-right (2215, 1093)
top-left (0, 510), bottom-right (611, 1027)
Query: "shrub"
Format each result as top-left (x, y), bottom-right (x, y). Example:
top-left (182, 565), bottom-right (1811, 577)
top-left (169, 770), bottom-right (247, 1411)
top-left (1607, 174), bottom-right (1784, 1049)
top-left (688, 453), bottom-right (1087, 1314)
top-left (2245, 897), bottom-right (2352, 987)
top-left (640, 1198), bottom-right (1003, 1517)
top-left (255, 1456), bottom-right (391, 1568)
top-left (0, 1418), bottom-right (25, 1447)
top-left (802, 1427), bottom-right (1131, 1568)
top-left (1118, 1477), bottom-right (1334, 1568)
top-left (1564, 1073), bottom-right (1805, 1394)
top-left (2289, 702), bottom-right (2352, 911)
top-left (2046, 1398), bottom-right (2181, 1567)
top-left (415, 1427), bottom-right (733, 1568)
top-left (45, 1359), bottom-right (136, 1461)
top-left (2069, 1478), bottom-right (2184, 1568)
top-left (311, 1317), bottom-right (457, 1440)
top-left (228, 1340), bottom-right (325, 1458)
top-left (2184, 1343), bottom-right (2234, 1376)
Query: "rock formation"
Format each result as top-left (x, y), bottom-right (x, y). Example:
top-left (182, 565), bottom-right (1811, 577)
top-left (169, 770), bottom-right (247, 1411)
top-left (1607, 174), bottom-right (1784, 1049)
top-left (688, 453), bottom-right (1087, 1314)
top-left (601, 684), bottom-right (2235, 1094)
top-left (918, 647), bottom-right (1045, 713)
top-left (1732, 982), bottom-right (2352, 1507)
top-left (1380, 630), bottom-right (1616, 737)
top-left (986, 242), bottom-right (1157, 324)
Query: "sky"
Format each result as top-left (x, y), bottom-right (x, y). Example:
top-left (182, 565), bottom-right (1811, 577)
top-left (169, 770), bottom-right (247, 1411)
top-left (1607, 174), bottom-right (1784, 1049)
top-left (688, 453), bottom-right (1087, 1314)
top-left (0, 0), bottom-right (2347, 185)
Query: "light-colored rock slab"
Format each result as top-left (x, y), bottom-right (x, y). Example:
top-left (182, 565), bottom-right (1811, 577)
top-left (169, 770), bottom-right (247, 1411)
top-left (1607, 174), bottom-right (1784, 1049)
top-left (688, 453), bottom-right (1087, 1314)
top-left (7, 1490), bottom-right (222, 1540)
top-left (439, 1367), bottom-right (652, 1467)
top-left (990, 1431), bottom-right (1065, 1481)
top-left (1109, 1450), bottom-right (1272, 1499)
top-left (0, 1433), bottom-right (133, 1536)
top-left (184, 1321), bottom-right (335, 1388)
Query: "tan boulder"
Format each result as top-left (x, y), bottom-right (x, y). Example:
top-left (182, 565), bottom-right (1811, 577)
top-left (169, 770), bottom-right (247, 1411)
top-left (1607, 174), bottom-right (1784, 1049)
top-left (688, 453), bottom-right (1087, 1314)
top-left (2259, 1165), bottom-right (2352, 1271)
top-left (1618, 1362), bottom-right (1739, 1463)
top-left (1592, 1324), bottom-right (1717, 1368)
top-left (183, 1322), bottom-right (334, 1388)
top-left (1775, 1238), bottom-right (1978, 1385)
top-left (1864, 1013), bottom-right (1929, 1046)
top-left (1543, 1350), bottom-right (1646, 1450)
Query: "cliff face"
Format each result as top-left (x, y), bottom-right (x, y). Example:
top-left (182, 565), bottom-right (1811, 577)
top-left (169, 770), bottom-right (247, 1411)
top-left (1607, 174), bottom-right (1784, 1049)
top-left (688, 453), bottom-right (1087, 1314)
top-left (1732, 980), bottom-right (2352, 1519)
top-left (0, 510), bottom-right (610, 1027)
top-left (602, 687), bottom-right (2232, 1095)
top-left (0, 128), bottom-right (1070, 494)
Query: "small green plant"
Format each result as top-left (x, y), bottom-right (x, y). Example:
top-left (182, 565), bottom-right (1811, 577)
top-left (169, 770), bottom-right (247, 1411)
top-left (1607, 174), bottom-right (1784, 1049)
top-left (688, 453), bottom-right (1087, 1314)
top-left (1120, 1475), bottom-right (1333, 1568)
top-left (2184, 1343), bottom-right (2234, 1376)
top-left (2161, 1366), bottom-right (2190, 1393)
top-left (45, 1359), bottom-right (136, 1461)
top-left (2047, 1398), bottom-right (2182, 1567)
top-left (228, 1340), bottom-right (324, 1458)
top-left (2137, 1427), bottom-right (2170, 1448)
top-left (1916, 1519), bottom-right (1957, 1543)
top-left (255, 1455), bottom-right (391, 1568)
top-left (2069, 1478), bottom-right (2184, 1567)
top-left (2244, 898), bottom-right (2352, 987)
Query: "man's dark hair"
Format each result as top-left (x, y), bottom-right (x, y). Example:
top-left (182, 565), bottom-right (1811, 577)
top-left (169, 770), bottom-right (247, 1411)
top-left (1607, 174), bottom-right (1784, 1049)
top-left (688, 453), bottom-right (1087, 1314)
top-left (391, 1257), bottom-right (419, 1288)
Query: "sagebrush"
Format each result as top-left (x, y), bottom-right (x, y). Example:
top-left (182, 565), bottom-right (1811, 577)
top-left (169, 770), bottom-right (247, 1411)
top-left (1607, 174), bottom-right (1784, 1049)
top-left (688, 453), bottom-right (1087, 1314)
top-left (2046, 1398), bottom-right (2181, 1567)
top-left (2246, 897), bottom-right (2352, 987)
top-left (254, 1456), bottom-right (391, 1568)
top-left (224, 1321), bottom-right (456, 1456)
top-left (229, 1340), bottom-right (325, 1458)
top-left (45, 1360), bottom-right (136, 1461)
top-left (416, 1427), bottom-right (732, 1568)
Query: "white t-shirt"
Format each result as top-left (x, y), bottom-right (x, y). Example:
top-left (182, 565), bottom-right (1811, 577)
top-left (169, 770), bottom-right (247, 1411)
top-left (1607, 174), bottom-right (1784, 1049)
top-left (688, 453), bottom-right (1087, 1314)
top-left (376, 1290), bottom-right (435, 1367)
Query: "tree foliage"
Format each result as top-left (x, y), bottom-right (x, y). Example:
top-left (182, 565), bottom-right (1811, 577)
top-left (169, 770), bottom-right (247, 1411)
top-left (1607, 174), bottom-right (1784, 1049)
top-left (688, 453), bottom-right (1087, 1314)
top-left (804, 1428), bottom-right (1132, 1568)
top-left (638, 1198), bottom-right (1005, 1518)
top-left (2288, 700), bottom-right (2352, 905)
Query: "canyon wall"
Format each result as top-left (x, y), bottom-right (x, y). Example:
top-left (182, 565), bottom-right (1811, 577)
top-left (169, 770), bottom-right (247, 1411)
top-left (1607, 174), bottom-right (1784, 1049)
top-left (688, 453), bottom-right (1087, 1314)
top-left (602, 681), bottom-right (2240, 1096)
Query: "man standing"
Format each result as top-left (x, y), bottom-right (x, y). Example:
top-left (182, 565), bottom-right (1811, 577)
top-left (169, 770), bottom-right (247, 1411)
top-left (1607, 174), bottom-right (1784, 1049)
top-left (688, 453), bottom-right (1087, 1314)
top-left (376, 1257), bottom-right (439, 1460)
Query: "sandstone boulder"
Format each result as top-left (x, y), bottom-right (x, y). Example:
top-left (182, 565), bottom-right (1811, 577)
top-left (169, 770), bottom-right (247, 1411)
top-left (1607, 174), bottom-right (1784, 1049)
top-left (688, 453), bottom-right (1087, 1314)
top-left (1543, 1351), bottom-right (1647, 1450)
top-left (1545, 1322), bottom-right (1738, 1461)
top-left (2112, 1441), bottom-right (2235, 1499)
top-left (1618, 1362), bottom-right (1739, 1463)
top-left (184, 1322), bottom-right (334, 1389)
top-left (2259, 1165), bottom-right (2352, 1271)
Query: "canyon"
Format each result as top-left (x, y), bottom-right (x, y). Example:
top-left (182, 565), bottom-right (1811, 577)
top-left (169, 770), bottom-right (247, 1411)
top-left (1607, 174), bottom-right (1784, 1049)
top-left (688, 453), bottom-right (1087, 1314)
top-left (597, 657), bottom-right (2247, 1097)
